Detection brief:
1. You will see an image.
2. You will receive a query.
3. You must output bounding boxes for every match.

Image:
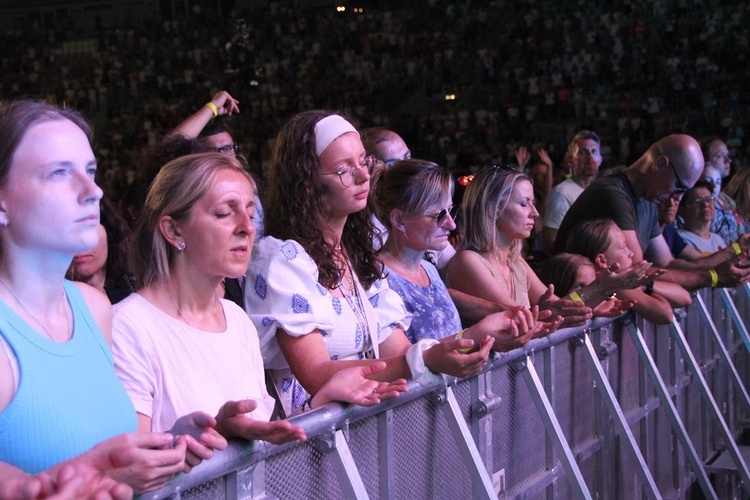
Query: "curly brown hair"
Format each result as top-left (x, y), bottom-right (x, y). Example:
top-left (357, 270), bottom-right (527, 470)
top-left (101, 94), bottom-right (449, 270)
top-left (264, 110), bottom-right (382, 289)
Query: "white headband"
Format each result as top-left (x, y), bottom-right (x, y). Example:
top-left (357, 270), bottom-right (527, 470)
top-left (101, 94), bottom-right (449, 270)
top-left (314, 115), bottom-right (358, 156)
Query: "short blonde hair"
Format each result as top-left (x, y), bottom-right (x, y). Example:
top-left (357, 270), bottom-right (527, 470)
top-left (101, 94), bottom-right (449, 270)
top-left (131, 152), bottom-right (255, 287)
top-left (373, 159), bottom-right (453, 230)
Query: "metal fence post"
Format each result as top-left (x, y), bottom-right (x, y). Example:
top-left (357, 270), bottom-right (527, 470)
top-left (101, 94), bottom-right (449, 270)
top-left (516, 355), bottom-right (592, 499)
top-left (623, 320), bottom-right (718, 499)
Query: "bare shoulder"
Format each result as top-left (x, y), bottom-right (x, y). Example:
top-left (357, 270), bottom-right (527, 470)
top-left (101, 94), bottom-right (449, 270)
top-left (71, 282), bottom-right (114, 344)
top-left (450, 249), bottom-right (483, 269)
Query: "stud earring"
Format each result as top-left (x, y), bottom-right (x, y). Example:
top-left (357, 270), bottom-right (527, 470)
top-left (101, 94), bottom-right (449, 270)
top-left (177, 241), bottom-right (186, 251)
top-left (0, 215), bottom-right (8, 227)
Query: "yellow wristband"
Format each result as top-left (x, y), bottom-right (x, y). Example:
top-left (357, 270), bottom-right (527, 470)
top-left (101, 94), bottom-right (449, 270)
top-left (204, 102), bottom-right (218, 117)
top-left (732, 241), bottom-right (742, 255)
top-left (455, 329), bottom-right (473, 353)
top-left (708, 269), bottom-right (718, 288)
top-left (569, 291), bottom-right (583, 302)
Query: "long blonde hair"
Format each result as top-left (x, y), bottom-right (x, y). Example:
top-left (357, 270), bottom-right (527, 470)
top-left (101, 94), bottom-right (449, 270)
top-left (459, 166), bottom-right (531, 259)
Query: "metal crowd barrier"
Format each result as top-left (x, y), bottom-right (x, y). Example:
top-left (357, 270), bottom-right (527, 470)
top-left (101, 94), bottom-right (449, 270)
top-left (142, 285), bottom-right (750, 499)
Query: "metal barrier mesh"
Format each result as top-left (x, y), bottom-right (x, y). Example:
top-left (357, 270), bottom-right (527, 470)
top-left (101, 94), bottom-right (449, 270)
top-left (391, 394), bottom-right (473, 498)
top-left (492, 363), bottom-right (549, 495)
top-left (348, 416), bottom-right (381, 498)
top-left (180, 477), bottom-right (225, 499)
top-left (264, 440), bottom-right (344, 499)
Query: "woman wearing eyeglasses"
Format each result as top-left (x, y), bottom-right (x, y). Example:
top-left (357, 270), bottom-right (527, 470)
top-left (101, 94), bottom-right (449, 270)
top-left (374, 159), bottom-right (547, 348)
top-left (245, 111), bottom-right (496, 417)
top-left (677, 179), bottom-right (727, 255)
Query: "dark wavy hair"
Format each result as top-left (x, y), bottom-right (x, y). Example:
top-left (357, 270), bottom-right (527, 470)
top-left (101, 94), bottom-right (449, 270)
top-left (264, 110), bottom-right (382, 289)
top-left (66, 196), bottom-right (134, 290)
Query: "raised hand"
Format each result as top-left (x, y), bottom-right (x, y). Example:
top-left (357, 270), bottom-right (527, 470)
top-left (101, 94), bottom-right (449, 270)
top-left (515, 145), bottom-right (530, 170)
top-left (208, 90), bottom-right (240, 116)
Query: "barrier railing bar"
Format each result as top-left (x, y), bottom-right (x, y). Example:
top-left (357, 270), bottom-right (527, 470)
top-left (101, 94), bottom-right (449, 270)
top-left (669, 320), bottom-right (750, 492)
top-left (516, 355), bottom-right (592, 499)
top-left (377, 410), bottom-right (394, 500)
top-left (438, 387), bottom-right (497, 499)
top-left (576, 333), bottom-right (661, 499)
top-left (623, 319), bottom-right (718, 499)
top-left (544, 345), bottom-right (559, 498)
top-left (693, 293), bottom-right (750, 413)
top-left (228, 462), bottom-right (265, 500)
top-left (719, 288), bottom-right (750, 354)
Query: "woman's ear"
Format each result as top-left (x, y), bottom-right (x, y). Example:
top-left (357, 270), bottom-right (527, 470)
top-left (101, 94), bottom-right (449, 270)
top-left (159, 215), bottom-right (183, 249)
top-left (594, 253), bottom-right (609, 270)
top-left (390, 209), bottom-right (406, 232)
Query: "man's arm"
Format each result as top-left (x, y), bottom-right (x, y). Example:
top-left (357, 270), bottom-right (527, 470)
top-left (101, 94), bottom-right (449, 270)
top-left (448, 289), bottom-right (504, 327)
top-left (645, 234), bottom-right (750, 290)
top-left (170, 90), bottom-right (239, 138)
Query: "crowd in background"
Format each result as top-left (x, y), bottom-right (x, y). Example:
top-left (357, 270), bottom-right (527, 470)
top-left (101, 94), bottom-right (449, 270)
top-left (0, 0), bottom-right (748, 202)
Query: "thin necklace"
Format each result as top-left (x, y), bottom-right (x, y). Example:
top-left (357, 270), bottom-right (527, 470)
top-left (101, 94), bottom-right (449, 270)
top-left (169, 293), bottom-right (193, 328)
top-left (487, 252), bottom-right (516, 300)
top-left (384, 247), bottom-right (425, 284)
top-left (0, 275), bottom-right (70, 342)
top-left (168, 292), bottom-right (218, 329)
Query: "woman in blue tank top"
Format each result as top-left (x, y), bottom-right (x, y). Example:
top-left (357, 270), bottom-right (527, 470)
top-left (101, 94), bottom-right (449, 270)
top-left (0, 100), bottom-right (189, 497)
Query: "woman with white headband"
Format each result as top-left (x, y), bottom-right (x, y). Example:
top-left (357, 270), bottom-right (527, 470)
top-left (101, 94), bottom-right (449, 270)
top-left (245, 110), bottom-right (530, 416)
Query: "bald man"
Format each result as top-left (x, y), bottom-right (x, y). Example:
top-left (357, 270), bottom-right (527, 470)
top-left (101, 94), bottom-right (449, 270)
top-left (361, 128), bottom-right (412, 170)
top-left (556, 134), bottom-right (750, 290)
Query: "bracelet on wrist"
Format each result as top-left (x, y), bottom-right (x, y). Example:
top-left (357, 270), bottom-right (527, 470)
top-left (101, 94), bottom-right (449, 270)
top-left (732, 241), bottom-right (742, 255)
top-left (455, 329), bottom-right (473, 353)
top-left (204, 102), bottom-right (218, 117)
top-left (708, 269), bottom-right (718, 288)
top-left (644, 281), bottom-right (655, 295)
top-left (569, 290), bottom-right (584, 302)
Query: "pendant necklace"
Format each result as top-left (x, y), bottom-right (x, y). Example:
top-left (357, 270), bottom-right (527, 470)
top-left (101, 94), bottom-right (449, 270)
top-left (0, 275), bottom-right (70, 342)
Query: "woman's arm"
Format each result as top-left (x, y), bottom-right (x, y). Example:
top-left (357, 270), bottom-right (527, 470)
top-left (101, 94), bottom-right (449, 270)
top-left (651, 281), bottom-right (692, 308)
top-left (277, 329), bottom-right (411, 395)
top-left (170, 90), bottom-right (240, 138)
top-left (617, 288), bottom-right (675, 325)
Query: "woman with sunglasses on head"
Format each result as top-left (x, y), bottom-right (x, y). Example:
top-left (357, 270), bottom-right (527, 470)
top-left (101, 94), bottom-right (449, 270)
top-left (245, 111), bottom-right (494, 417)
top-left (445, 166), bottom-right (646, 327)
top-left (373, 159), bottom-right (548, 350)
top-left (0, 100), bottom-right (189, 498)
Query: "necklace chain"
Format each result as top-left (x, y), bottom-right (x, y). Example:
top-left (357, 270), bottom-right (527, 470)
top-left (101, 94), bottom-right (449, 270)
top-left (384, 247), bottom-right (425, 284)
top-left (0, 275), bottom-right (70, 342)
top-left (168, 292), bottom-right (218, 329)
top-left (169, 293), bottom-right (193, 328)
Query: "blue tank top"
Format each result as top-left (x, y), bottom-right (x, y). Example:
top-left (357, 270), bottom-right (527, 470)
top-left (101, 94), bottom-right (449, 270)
top-left (0, 281), bottom-right (137, 473)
